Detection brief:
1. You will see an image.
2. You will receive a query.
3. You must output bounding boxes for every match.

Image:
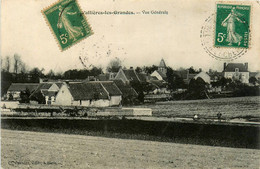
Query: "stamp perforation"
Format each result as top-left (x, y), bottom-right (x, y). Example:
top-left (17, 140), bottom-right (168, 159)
top-left (41, 0), bottom-right (94, 52)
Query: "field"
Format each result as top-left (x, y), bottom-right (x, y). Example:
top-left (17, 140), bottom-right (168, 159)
top-left (136, 96), bottom-right (260, 119)
top-left (2, 129), bottom-right (260, 169)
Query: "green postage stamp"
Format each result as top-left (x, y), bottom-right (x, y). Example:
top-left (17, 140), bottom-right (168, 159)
top-left (215, 4), bottom-right (250, 48)
top-left (42, 0), bottom-right (93, 51)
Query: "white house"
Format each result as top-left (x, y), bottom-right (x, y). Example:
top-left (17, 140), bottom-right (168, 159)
top-left (55, 82), bottom-right (122, 107)
top-left (223, 63), bottom-right (249, 83)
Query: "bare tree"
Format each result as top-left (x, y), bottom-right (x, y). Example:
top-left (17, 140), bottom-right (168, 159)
top-left (5, 56), bottom-right (11, 72)
top-left (13, 54), bottom-right (21, 74)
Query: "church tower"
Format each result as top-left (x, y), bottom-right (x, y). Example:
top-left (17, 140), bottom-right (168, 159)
top-left (158, 58), bottom-right (167, 75)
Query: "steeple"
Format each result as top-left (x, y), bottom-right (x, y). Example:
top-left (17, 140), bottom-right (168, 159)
top-left (158, 58), bottom-right (167, 75)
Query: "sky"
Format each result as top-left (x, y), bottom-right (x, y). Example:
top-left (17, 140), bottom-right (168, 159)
top-left (1, 0), bottom-right (260, 74)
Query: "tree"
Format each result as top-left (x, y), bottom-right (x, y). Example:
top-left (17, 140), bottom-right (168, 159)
top-left (135, 67), bottom-right (142, 73)
top-left (143, 65), bottom-right (158, 74)
top-left (249, 77), bottom-right (257, 85)
top-left (166, 67), bottom-right (186, 90)
top-left (187, 77), bottom-right (207, 99)
top-left (13, 54), bottom-right (21, 74)
top-left (5, 56), bottom-right (11, 72)
top-left (20, 88), bottom-right (31, 103)
top-left (46, 69), bottom-right (55, 78)
top-left (107, 57), bottom-right (122, 73)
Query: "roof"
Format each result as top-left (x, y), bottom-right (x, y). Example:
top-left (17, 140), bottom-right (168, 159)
top-left (122, 69), bottom-right (140, 81)
top-left (156, 70), bottom-right (167, 79)
top-left (159, 59), bottom-right (166, 68)
top-left (194, 72), bottom-right (211, 84)
top-left (88, 81), bottom-right (122, 96)
top-left (149, 80), bottom-right (167, 88)
top-left (96, 74), bottom-right (110, 81)
top-left (113, 79), bottom-right (138, 97)
top-left (68, 83), bottom-right (109, 100)
top-left (137, 73), bottom-right (147, 82)
top-left (174, 70), bottom-right (188, 79)
top-left (8, 83), bottom-right (39, 92)
top-left (55, 82), bottom-right (63, 88)
top-left (42, 91), bottom-right (58, 97)
top-left (224, 63), bottom-right (248, 72)
top-left (29, 83), bottom-right (56, 98)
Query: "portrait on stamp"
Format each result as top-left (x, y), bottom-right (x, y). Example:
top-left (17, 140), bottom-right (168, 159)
top-left (215, 4), bottom-right (250, 48)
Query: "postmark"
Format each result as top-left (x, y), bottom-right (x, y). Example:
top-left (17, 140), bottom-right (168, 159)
top-left (215, 4), bottom-right (251, 48)
top-left (42, 0), bottom-right (93, 51)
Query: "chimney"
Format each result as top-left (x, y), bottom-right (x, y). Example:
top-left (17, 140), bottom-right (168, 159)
top-left (199, 68), bottom-right (202, 72)
top-left (224, 63), bottom-right (227, 70)
top-left (245, 62), bottom-right (248, 71)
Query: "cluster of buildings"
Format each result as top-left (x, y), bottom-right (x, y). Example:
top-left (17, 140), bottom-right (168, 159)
top-left (4, 59), bottom-right (260, 107)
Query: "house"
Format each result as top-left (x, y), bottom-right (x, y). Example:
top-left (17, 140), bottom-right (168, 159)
top-left (208, 70), bottom-right (223, 83)
top-left (151, 58), bottom-right (167, 81)
top-left (88, 81), bottom-right (122, 106)
top-left (96, 72), bottom-right (117, 81)
top-left (6, 83), bottom-right (39, 100)
top-left (29, 82), bottom-right (62, 104)
top-left (113, 79), bottom-right (138, 103)
top-left (193, 71), bottom-right (211, 84)
top-left (55, 82), bottom-right (110, 107)
top-left (115, 68), bottom-right (144, 83)
top-left (223, 62), bottom-right (249, 83)
top-left (149, 80), bottom-right (169, 94)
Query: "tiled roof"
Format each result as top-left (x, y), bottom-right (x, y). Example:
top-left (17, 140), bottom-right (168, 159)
top-left (156, 70), bottom-right (167, 79)
top-left (113, 79), bottom-right (138, 97)
top-left (42, 91), bottom-right (58, 97)
top-left (137, 73), bottom-right (147, 82)
top-left (68, 83), bottom-right (109, 100)
top-left (29, 83), bottom-right (55, 98)
top-left (224, 63), bottom-right (248, 72)
top-left (88, 81), bottom-right (122, 96)
top-left (123, 69), bottom-right (140, 81)
top-left (149, 80), bottom-right (167, 88)
top-left (8, 83), bottom-right (39, 92)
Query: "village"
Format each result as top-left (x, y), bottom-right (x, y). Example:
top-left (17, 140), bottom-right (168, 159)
top-left (1, 57), bottom-right (260, 112)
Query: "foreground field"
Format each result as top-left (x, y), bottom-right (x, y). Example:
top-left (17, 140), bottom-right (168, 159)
top-left (137, 96), bottom-right (260, 119)
top-left (2, 129), bottom-right (260, 169)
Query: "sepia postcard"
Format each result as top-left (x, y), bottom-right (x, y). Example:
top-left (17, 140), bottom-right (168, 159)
top-left (1, 0), bottom-right (260, 168)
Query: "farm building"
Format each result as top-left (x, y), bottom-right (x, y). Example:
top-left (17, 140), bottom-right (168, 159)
top-left (6, 83), bottom-right (39, 100)
top-left (29, 82), bottom-right (63, 105)
top-left (115, 68), bottom-right (145, 83)
top-left (88, 81), bottom-right (122, 106)
top-left (55, 82), bottom-right (122, 107)
top-left (223, 62), bottom-right (249, 83)
top-left (113, 79), bottom-right (138, 104)
top-left (193, 72), bottom-right (211, 84)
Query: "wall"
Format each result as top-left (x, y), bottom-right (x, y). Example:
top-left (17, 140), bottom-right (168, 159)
top-left (151, 71), bottom-right (163, 80)
top-left (115, 69), bottom-right (128, 83)
top-left (224, 72), bottom-right (249, 83)
top-left (0, 101), bottom-right (19, 109)
top-left (109, 96), bottom-right (122, 106)
top-left (6, 91), bottom-right (20, 100)
top-left (54, 85), bottom-right (73, 106)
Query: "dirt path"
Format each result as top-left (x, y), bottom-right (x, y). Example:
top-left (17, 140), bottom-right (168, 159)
top-left (1, 129), bottom-right (259, 169)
